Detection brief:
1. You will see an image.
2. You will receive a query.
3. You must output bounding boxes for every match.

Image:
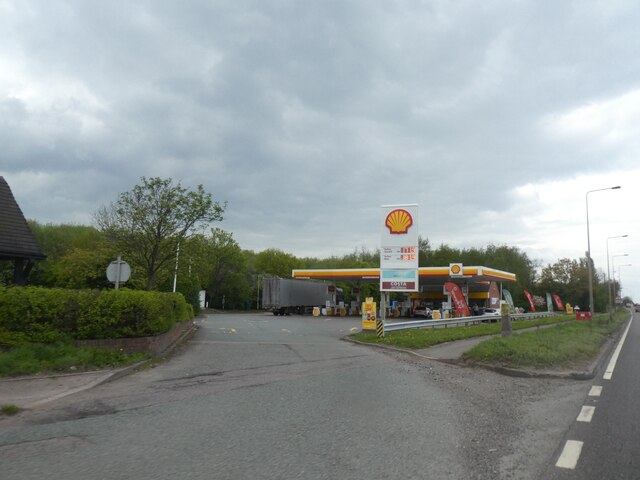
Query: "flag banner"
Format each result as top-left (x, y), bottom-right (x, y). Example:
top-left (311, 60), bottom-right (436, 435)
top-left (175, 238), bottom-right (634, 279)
top-left (524, 289), bottom-right (536, 312)
top-left (444, 282), bottom-right (471, 317)
top-left (552, 294), bottom-right (565, 310)
top-left (503, 289), bottom-right (515, 308)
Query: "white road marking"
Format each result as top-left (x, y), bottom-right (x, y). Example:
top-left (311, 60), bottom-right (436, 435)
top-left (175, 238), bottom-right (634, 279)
top-left (604, 317), bottom-right (633, 380)
top-left (589, 385), bottom-right (603, 397)
top-left (577, 406), bottom-right (596, 423)
top-left (556, 440), bottom-right (584, 469)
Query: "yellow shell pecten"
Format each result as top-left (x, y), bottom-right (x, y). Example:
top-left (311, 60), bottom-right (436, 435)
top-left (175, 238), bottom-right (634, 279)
top-left (385, 209), bottom-right (413, 234)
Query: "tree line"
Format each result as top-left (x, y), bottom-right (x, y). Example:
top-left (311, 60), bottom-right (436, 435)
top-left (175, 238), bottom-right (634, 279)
top-left (0, 177), bottom-right (628, 312)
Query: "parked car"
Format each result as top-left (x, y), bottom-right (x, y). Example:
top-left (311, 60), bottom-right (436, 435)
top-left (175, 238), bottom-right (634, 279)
top-left (480, 308), bottom-right (500, 316)
top-left (412, 306), bottom-right (433, 318)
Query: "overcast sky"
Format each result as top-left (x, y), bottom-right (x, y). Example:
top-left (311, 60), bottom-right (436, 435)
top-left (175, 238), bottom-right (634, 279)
top-left (2, 0), bottom-right (640, 301)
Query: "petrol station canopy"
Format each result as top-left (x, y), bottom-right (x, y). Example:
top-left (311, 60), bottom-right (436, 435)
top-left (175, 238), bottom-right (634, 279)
top-left (292, 266), bottom-right (516, 284)
top-left (292, 265), bottom-right (515, 304)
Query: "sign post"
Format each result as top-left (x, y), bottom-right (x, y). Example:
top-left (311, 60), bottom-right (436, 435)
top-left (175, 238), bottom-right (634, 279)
top-left (106, 256), bottom-right (131, 290)
top-left (380, 204), bottom-right (419, 323)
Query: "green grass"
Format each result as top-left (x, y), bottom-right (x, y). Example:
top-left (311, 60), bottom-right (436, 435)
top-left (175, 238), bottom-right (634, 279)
top-left (462, 312), bottom-right (626, 368)
top-left (0, 342), bottom-right (147, 377)
top-left (350, 315), bottom-right (574, 349)
top-left (1, 404), bottom-right (21, 416)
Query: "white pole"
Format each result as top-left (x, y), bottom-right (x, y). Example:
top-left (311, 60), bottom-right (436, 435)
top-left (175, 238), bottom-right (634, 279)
top-left (173, 242), bottom-right (180, 293)
top-left (586, 186), bottom-right (621, 315)
top-left (115, 255), bottom-right (121, 290)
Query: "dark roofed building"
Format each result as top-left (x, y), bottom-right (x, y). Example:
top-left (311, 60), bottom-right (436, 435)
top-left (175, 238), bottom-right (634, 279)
top-left (0, 176), bottom-right (46, 285)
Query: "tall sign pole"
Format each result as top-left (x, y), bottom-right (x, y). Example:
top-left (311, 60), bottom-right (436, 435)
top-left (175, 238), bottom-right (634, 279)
top-left (380, 204), bottom-right (419, 330)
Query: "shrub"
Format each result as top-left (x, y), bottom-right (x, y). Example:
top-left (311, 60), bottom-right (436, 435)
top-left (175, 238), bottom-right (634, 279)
top-left (0, 286), bottom-right (193, 345)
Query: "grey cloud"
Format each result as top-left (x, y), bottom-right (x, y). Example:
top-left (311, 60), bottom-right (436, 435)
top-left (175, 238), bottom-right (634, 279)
top-left (2, 0), bottom-right (640, 268)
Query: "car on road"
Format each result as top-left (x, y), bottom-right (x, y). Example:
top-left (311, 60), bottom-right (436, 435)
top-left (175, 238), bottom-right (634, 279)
top-left (412, 305), bottom-right (433, 319)
top-left (478, 308), bottom-right (501, 322)
top-left (635, 304), bottom-right (640, 313)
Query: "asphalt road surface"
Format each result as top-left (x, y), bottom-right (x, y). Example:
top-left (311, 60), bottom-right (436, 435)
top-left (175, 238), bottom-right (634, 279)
top-left (545, 311), bottom-right (639, 479)
top-left (1, 312), bottom-right (596, 479)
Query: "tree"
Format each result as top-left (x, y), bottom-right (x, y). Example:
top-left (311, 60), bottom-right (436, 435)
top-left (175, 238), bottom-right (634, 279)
top-left (193, 229), bottom-right (252, 309)
top-left (418, 236), bottom-right (431, 267)
top-left (536, 257), bottom-right (610, 311)
top-left (255, 248), bottom-right (303, 278)
top-left (95, 177), bottom-right (225, 290)
top-left (16, 222), bottom-right (115, 288)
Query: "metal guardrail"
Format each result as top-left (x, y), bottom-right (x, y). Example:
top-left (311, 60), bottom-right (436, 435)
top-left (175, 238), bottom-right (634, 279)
top-left (383, 311), bottom-right (558, 333)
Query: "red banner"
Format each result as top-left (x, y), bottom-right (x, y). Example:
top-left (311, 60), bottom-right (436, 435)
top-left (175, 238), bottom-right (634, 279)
top-left (552, 294), bottom-right (564, 311)
top-left (523, 289), bottom-right (536, 312)
top-left (444, 282), bottom-right (471, 317)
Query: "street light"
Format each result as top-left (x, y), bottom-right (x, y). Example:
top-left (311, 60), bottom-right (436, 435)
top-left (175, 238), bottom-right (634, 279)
top-left (616, 264), bottom-right (632, 303)
top-left (586, 186), bottom-right (621, 315)
top-left (606, 235), bottom-right (628, 313)
top-left (612, 254), bottom-right (629, 308)
top-left (612, 253), bottom-right (629, 273)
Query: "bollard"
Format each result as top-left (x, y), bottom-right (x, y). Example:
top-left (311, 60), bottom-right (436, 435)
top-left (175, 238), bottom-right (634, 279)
top-left (501, 303), bottom-right (512, 337)
top-left (376, 319), bottom-right (384, 338)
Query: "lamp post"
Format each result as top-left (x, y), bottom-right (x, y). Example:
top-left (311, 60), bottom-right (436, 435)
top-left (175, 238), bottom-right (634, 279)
top-left (586, 186), bottom-right (621, 315)
top-left (612, 254), bottom-right (629, 308)
top-left (606, 235), bottom-right (628, 314)
top-left (616, 264), bottom-right (632, 304)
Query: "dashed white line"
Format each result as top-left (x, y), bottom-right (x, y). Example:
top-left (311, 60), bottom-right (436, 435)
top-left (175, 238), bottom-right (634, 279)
top-left (577, 406), bottom-right (596, 423)
top-left (556, 440), bottom-right (584, 469)
top-left (589, 385), bottom-right (603, 397)
top-left (604, 317), bottom-right (633, 380)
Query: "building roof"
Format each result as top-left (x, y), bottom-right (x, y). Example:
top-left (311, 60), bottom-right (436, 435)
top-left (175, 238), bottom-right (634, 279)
top-left (0, 176), bottom-right (45, 260)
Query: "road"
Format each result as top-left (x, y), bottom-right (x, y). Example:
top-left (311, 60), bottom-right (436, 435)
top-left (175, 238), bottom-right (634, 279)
top-left (545, 311), bottom-right (639, 479)
top-left (1, 312), bottom-right (590, 479)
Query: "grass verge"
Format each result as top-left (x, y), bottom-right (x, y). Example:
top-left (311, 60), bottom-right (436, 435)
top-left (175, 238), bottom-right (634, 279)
top-left (0, 342), bottom-right (147, 377)
top-left (350, 315), bottom-right (574, 349)
top-left (462, 312), bottom-right (627, 368)
top-left (1, 404), bottom-right (21, 416)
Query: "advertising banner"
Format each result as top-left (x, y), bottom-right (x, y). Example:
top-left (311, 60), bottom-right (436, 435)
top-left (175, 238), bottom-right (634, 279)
top-left (361, 298), bottom-right (377, 330)
top-left (444, 282), bottom-right (471, 317)
top-left (523, 289), bottom-right (536, 312)
top-left (380, 269), bottom-right (419, 292)
top-left (552, 294), bottom-right (565, 311)
top-left (503, 289), bottom-right (515, 309)
top-left (546, 292), bottom-right (553, 312)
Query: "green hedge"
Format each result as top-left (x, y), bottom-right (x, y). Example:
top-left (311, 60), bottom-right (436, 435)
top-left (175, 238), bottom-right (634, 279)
top-left (0, 286), bottom-right (193, 345)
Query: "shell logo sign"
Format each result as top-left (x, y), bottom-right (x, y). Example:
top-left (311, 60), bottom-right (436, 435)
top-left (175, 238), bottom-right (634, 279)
top-left (385, 209), bottom-right (413, 234)
top-left (449, 263), bottom-right (463, 277)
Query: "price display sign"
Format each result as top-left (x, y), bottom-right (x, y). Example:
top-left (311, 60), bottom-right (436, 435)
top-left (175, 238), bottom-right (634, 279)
top-left (380, 204), bottom-right (419, 291)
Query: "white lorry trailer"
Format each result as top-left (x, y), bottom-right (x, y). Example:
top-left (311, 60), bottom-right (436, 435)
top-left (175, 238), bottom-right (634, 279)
top-left (262, 277), bottom-right (333, 315)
